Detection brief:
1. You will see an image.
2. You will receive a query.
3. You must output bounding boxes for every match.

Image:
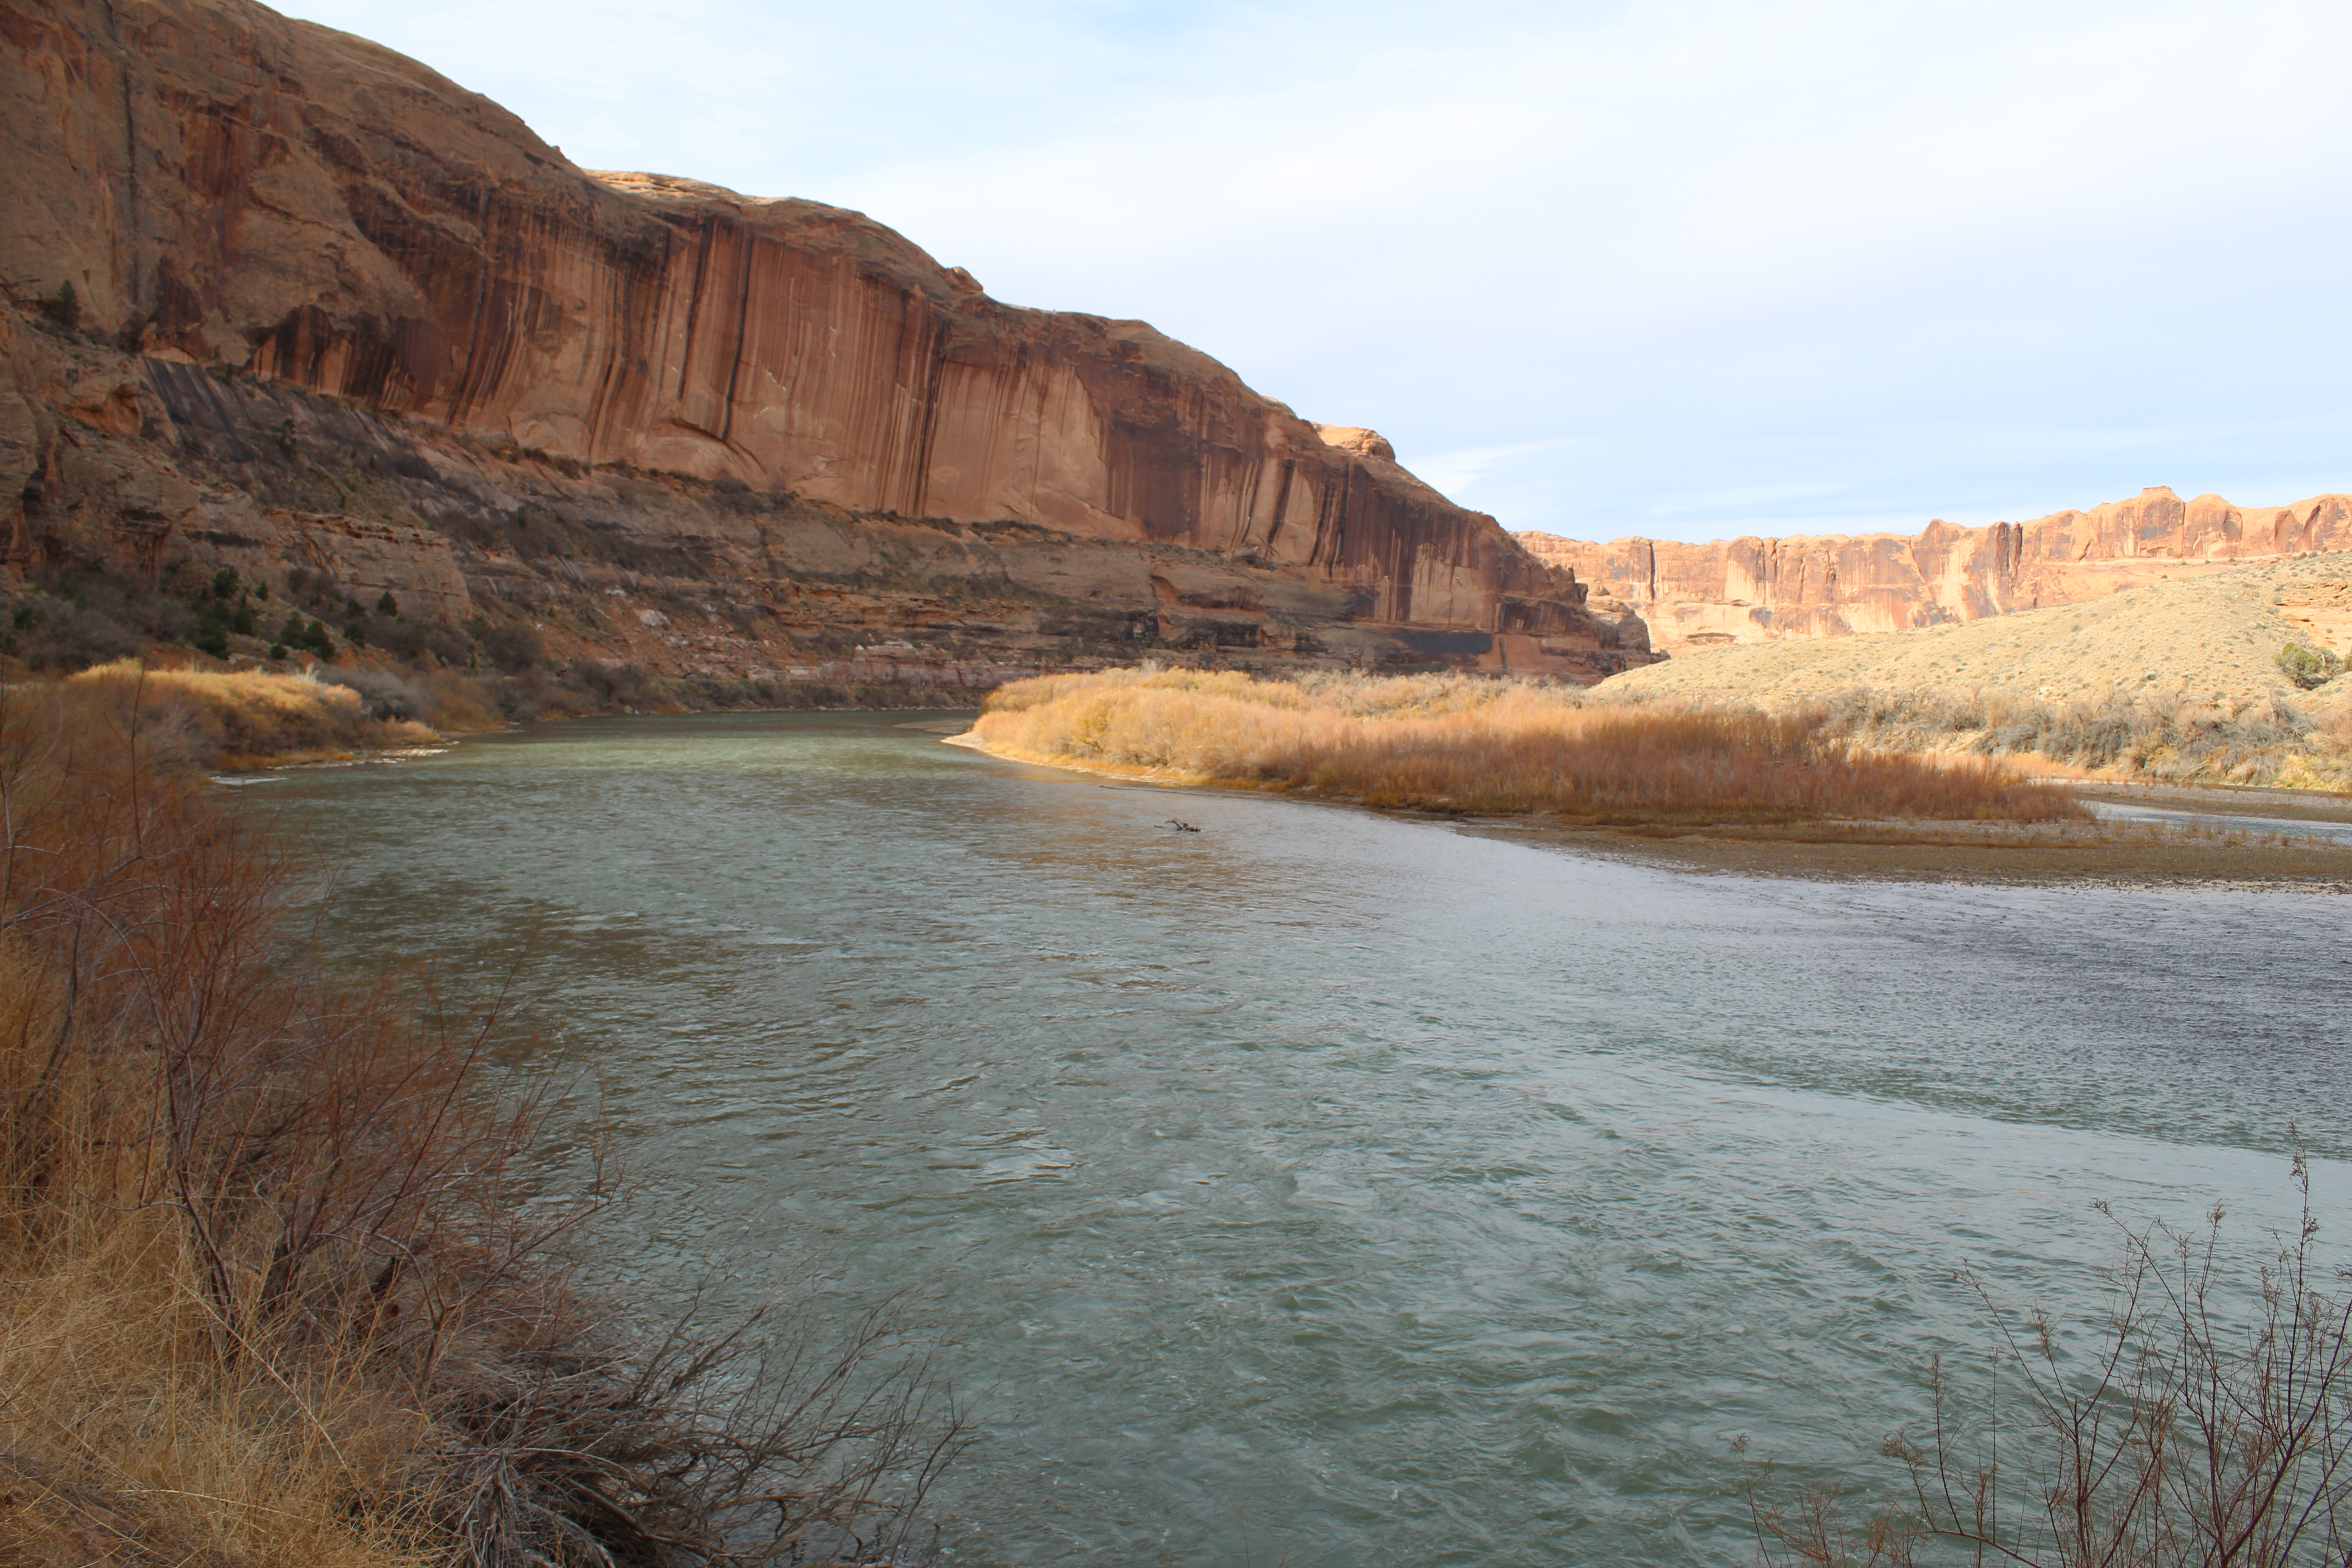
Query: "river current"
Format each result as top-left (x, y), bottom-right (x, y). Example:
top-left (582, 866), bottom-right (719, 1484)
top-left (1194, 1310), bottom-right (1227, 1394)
top-left (257, 712), bottom-right (2352, 1566)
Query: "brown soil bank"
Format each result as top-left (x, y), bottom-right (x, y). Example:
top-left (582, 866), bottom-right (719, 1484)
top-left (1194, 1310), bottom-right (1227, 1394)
top-left (963, 667), bottom-right (2079, 826)
top-left (1594, 553), bottom-right (2352, 791)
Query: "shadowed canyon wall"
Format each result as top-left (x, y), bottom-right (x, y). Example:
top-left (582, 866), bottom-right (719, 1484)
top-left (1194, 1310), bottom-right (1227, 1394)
top-left (1520, 487), bottom-right (2352, 654)
top-left (0, 0), bottom-right (1651, 681)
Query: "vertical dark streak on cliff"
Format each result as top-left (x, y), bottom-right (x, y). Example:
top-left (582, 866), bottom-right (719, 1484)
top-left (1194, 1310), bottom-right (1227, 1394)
top-left (1307, 464), bottom-right (1339, 575)
top-left (674, 216), bottom-right (713, 404)
top-left (905, 304), bottom-right (946, 519)
top-left (1264, 460), bottom-right (1295, 558)
top-left (448, 185), bottom-right (494, 426)
top-left (586, 224), bottom-right (659, 458)
top-left (97, 0), bottom-right (142, 314)
top-left (715, 230), bottom-right (756, 447)
top-left (1325, 464), bottom-right (1354, 588)
top-left (1227, 450), bottom-right (1263, 554)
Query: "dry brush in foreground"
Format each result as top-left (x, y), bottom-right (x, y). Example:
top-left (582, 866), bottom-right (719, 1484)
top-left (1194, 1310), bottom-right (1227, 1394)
top-left (1741, 1157), bottom-right (2352, 1567)
top-left (0, 679), bottom-right (963, 1565)
top-left (971, 668), bottom-right (2081, 824)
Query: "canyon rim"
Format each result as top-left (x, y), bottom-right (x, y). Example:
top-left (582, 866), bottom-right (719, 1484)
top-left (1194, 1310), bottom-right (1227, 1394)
top-left (1521, 486), bottom-right (2352, 655)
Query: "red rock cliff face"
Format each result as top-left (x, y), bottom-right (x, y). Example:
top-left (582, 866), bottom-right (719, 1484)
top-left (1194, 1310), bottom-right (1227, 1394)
top-left (1520, 487), bottom-right (2352, 653)
top-left (0, 0), bottom-right (1626, 661)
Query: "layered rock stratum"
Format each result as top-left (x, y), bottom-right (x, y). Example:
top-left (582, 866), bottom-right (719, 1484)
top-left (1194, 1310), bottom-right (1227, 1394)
top-left (0, 0), bottom-right (1653, 688)
top-left (1522, 489), bottom-right (2352, 655)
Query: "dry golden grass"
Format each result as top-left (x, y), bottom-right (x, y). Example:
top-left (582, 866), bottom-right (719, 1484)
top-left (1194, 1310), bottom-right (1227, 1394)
top-left (0, 696), bottom-right (453, 1564)
top-left (56, 660), bottom-right (439, 767)
top-left (0, 1213), bottom-right (436, 1567)
top-left (972, 666), bottom-right (2081, 823)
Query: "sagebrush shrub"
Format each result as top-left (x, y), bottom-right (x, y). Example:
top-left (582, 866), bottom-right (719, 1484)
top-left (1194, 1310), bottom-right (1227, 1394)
top-left (2278, 641), bottom-right (2344, 689)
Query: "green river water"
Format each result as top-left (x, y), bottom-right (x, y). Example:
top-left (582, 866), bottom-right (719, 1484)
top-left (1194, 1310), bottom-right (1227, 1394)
top-left (247, 711), bottom-right (2352, 1566)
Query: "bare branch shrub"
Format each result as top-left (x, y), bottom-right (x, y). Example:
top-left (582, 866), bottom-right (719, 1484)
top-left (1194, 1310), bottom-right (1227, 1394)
top-left (1743, 1156), bottom-right (2352, 1567)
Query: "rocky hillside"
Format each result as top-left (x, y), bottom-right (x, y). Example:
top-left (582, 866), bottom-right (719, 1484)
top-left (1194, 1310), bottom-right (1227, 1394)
top-left (1522, 487), bottom-right (2351, 655)
top-left (1596, 553), bottom-right (2352, 710)
top-left (1589, 554), bottom-right (2352, 790)
top-left (0, 0), bottom-right (1654, 691)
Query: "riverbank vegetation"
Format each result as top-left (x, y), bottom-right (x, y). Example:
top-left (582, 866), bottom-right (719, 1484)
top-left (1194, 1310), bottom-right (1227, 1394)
top-left (0, 680), bottom-right (962, 1564)
top-left (0, 560), bottom-right (958, 749)
top-left (1591, 554), bottom-right (2352, 791)
top-left (970, 667), bottom-right (2082, 824)
top-left (1804, 684), bottom-right (2352, 792)
top-left (1741, 1159), bottom-right (2352, 1566)
top-left (53, 659), bottom-right (448, 765)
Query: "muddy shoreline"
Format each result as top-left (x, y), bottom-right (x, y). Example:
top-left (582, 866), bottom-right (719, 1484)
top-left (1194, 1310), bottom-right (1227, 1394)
top-left (1466, 816), bottom-right (2352, 887)
top-left (2070, 780), bottom-right (2352, 823)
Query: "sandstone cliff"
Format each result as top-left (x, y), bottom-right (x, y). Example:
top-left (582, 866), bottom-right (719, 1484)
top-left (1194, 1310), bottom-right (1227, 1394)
top-left (0, 303), bottom-right (1651, 692)
top-left (0, 0), bottom-right (1652, 684)
top-left (1521, 488), bottom-right (2352, 655)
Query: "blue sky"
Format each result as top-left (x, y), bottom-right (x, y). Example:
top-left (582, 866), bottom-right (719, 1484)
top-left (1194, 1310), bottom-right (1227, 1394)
top-left (283, 0), bottom-right (2352, 543)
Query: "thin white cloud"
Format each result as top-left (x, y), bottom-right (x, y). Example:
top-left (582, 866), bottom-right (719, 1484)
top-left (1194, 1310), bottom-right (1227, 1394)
top-left (282, 0), bottom-right (2352, 541)
top-left (1407, 441), bottom-right (1570, 507)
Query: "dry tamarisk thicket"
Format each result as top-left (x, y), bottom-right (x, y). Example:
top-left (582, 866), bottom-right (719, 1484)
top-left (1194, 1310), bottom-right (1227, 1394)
top-left (1742, 1158), bottom-right (2352, 1567)
top-left (1802, 686), bottom-right (2352, 793)
top-left (971, 667), bottom-right (2080, 824)
top-left (0, 677), bottom-right (964, 1565)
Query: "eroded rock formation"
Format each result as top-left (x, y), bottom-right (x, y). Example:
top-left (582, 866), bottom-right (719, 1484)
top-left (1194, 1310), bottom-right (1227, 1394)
top-left (0, 0), bottom-right (1652, 682)
top-left (0, 304), bottom-right (1653, 690)
top-left (1521, 488), bottom-right (2352, 654)
top-left (2, 309), bottom-right (475, 615)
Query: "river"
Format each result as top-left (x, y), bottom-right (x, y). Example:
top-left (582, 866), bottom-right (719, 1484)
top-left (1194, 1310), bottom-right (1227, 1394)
top-left (252, 711), bottom-right (2352, 1566)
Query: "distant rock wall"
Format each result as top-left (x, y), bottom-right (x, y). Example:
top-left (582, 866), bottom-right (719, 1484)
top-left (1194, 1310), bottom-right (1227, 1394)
top-left (1521, 488), bottom-right (2352, 653)
top-left (0, 0), bottom-right (1644, 673)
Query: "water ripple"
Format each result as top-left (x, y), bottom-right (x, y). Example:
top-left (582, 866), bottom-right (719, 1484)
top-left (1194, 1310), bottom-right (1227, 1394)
top-left (260, 713), bottom-right (2352, 1568)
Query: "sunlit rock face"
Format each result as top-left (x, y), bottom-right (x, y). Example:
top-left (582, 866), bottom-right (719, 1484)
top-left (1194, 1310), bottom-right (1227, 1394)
top-left (0, 0), bottom-right (1647, 674)
top-left (1520, 488), bottom-right (2352, 653)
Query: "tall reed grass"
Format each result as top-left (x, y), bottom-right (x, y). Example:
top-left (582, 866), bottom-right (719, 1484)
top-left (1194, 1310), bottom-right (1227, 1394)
top-left (56, 659), bottom-right (441, 766)
top-left (0, 679), bottom-right (961, 1564)
top-left (972, 667), bottom-right (2080, 823)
